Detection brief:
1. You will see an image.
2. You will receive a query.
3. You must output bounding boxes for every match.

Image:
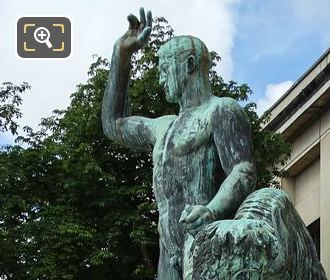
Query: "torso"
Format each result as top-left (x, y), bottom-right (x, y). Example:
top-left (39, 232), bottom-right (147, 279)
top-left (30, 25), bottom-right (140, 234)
top-left (152, 96), bottom-right (225, 251)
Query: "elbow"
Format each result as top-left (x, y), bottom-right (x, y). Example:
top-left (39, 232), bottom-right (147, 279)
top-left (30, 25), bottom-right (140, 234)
top-left (101, 110), bottom-right (116, 141)
top-left (236, 161), bottom-right (257, 195)
top-left (101, 97), bottom-right (119, 141)
top-left (102, 121), bottom-right (113, 140)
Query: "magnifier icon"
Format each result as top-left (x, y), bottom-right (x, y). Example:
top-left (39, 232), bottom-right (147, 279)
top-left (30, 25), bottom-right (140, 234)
top-left (34, 27), bottom-right (53, 48)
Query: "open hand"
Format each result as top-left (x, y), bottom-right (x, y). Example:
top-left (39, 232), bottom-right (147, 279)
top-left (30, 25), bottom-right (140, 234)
top-left (179, 204), bottom-right (215, 236)
top-left (118, 7), bottom-right (152, 53)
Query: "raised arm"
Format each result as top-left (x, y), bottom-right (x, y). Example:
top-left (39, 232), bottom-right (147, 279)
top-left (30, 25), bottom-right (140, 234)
top-left (102, 8), bottom-right (157, 150)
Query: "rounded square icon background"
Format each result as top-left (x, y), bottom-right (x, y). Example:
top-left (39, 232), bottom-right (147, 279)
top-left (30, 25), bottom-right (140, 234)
top-left (17, 17), bottom-right (71, 58)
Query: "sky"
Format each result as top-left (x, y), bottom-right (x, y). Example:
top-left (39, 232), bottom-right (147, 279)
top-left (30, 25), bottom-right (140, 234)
top-left (1, 0), bottom-right (330, 145)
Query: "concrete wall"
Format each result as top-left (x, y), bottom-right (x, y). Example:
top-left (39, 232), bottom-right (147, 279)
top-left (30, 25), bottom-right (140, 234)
top-left (290, 119), bottom-right (320, 162)
top-left (320, 132), bottom-right (330, 276)
top-left (294, 158), bottom-right (320, 226)
top-left (280, 105), bottom-right (330, 276)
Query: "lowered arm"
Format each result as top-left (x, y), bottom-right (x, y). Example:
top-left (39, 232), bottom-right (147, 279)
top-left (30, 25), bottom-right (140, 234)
top-left (207, 97), bottom-right (257, 219)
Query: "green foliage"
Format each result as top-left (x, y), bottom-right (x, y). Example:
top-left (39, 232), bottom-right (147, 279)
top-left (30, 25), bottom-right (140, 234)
top-left (0, 17), bottom-right (290, 279)
top-left (0, 82), bottom-right (30, 135)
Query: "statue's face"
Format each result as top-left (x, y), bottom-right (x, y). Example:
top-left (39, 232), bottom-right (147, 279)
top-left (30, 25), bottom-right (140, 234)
top-left (158, 56), bottom-right (182, 103)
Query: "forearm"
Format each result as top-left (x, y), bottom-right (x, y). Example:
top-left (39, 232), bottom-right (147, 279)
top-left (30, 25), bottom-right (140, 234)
top-left (207, 161), bottom-right (256, 220)
top-left (102, 41), bottom-right (132, 140)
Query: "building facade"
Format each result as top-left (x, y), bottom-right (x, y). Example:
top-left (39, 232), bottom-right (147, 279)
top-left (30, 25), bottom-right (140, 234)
top-left (264, 48), bottom-right (330, 276)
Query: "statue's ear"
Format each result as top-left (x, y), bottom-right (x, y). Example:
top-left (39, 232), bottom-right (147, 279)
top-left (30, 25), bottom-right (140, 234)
top-left (187, 55), bottom-right (196, 74)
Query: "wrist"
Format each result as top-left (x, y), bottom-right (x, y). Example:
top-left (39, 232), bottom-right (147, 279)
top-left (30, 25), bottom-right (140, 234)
top-left (114, 40), bottom-right (133, 61)
top-left (206, 205), bottom-right (218, 221)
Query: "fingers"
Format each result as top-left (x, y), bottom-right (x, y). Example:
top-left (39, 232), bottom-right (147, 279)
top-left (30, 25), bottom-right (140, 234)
top-left (180, 205), bottom-right (213, 236)
top-left (137, 27), bottom-right (151, 46)
top-left (127, 14), bottom-right (139, 30)
top-left (186, 216), bottom-right (204, 231)
top-left (147, 10), bottom-right (152, 28)
top-left (179, 212), bottom-right (187, 223)
top-left (139, 7), bottom-right (146, 29)
top-left (188, 224), bottom-right (204, 237)
top-left (179, 204), bottom-right (193, 223)
top-left (128, 8), bottom-right (151, 31)
top-left (185, 216), bottom-right (209, 236)
top-left (185, 206), bottom-right (205, 223)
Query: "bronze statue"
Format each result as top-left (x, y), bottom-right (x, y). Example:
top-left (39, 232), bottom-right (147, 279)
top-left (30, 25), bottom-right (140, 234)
top-left (102, 8), bottom-right (327, 280)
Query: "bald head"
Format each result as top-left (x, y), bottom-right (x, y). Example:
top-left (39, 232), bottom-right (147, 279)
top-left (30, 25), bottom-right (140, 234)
top-left (158, 36), bottom-right (211, 77)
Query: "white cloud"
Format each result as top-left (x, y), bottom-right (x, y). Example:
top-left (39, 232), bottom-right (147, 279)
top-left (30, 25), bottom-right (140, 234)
top-left (256, 80), bottom-right (294, 115)
top-left (0, 0), bottom-right (239, 145)
top-left (152, 0), bottom-right (239, 81)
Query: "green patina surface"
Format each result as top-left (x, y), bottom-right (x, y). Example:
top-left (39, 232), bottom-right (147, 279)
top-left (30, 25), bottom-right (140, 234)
top-left (102, 8), bottom-right (327, 280)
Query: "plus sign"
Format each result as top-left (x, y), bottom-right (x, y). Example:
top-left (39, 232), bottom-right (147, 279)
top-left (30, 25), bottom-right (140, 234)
top-left (37, 30), bottom-right (47, 40)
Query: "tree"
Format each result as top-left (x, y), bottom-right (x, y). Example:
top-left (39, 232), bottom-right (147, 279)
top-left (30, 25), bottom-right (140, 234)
top-left (0, 17), bottom-right (290, 279)
top-left (0, 82), bottom-right (30, 135)
top-left (0, 82), bottom-right (29, 279)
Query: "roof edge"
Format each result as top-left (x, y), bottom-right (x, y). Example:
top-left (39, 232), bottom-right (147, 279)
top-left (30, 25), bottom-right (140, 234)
top-left (265, 47), bottom-right (330, 116)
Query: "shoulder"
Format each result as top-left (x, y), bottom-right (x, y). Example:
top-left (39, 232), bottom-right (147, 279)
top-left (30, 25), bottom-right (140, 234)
top-left (209, 96), bottom-right (250, 129)
top-left (154, 115), bottom-right (177, 137)
top-left (209, 96), bottom-right (245, 118)
top-left (210, 96), bottom-right (242, 112)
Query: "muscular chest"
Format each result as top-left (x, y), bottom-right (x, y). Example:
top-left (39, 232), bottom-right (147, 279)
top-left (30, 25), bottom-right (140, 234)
top-left (154, 110), bottom-right (212, 162)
